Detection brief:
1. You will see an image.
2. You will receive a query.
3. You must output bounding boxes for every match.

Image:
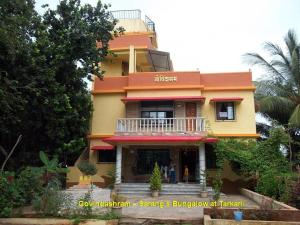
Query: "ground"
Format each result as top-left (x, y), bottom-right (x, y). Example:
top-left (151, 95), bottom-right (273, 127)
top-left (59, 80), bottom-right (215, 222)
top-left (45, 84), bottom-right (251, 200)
top-left (66, 188), bottom-right (259, 219)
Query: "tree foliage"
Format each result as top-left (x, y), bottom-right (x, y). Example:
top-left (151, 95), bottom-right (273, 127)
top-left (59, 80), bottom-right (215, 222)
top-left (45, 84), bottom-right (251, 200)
top-left (150, 162), bottom-right (162, 191)
top-left (243, 29), bottom-right (300, 161)
top-left (214, 128), bottom-right (292, 201)
top-left (0, 0), bottom-right (123, 169)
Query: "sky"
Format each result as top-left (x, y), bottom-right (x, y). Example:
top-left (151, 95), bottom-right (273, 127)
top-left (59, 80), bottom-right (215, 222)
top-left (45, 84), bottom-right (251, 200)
top-left (35, 0), bottom-right (300, 81)
top-left (35, 0), bottom-right (300, 124)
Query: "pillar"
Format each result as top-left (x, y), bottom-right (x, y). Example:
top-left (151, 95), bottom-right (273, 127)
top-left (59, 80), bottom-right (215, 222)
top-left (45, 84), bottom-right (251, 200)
top-left (116, 144), bottom-right (122, 184)
top-left (129, 45), bottom-right (136, 73)
top-left (199, 143), bottom-right (206, 185)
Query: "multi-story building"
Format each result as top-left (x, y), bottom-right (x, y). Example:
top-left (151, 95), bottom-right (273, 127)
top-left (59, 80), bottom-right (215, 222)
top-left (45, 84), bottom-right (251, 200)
top-left (67, 10), bottom-right (258, 190)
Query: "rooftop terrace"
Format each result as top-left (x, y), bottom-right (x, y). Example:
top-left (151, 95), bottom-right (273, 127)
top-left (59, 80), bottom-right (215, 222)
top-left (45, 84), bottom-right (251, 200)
top-left (111, 9), bottom-right (155, 32)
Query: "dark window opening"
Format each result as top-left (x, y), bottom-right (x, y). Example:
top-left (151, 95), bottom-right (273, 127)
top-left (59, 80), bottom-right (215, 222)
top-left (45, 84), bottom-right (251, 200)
top-left (136, 149), bottom-right (170, 174)
top-left (216, 102), bottom-right (235, 120)
top-left (97, 150), bottom-right (116, 163)
top-left (122, 61), bottom-right (129, 76)
top-left (141, 101), bottom-right (174, 126)
top-left (205, 144), bottom-right (217, 169)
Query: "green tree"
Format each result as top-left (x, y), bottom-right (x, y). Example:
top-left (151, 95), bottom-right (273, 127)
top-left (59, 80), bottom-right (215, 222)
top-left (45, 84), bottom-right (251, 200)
top-left (243, 29), bottom-right (300, 161)
top-left (0, 0), bottom-right (123, 169)
top-left (149, 162), bottom-right (162, 191)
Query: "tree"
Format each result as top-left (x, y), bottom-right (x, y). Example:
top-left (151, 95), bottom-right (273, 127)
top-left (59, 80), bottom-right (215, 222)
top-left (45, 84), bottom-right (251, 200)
top-left (243, 29), bottom-right (300, 161)
top-left (0, 0), bottom-right (123, 169)
top-left (149, 162), bottom-right (162, 191)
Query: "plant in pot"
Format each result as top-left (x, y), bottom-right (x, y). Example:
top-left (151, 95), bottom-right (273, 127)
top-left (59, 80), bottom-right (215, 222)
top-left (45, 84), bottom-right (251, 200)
top-left (77, 161), bottom-right (97, 186)
top-left (149, 162), bottom-right (162, 197)
top-left (111, 192), bottom-right (127, 216)
top-left (200, 170), bottom-right (208, 198)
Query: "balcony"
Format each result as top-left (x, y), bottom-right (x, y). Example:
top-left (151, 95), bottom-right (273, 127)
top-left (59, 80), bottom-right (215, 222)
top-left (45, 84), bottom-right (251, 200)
top-left (116, 117), bottom-right (206, 135)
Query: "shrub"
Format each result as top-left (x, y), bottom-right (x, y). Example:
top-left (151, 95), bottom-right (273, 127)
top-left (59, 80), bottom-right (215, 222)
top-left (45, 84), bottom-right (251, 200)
top-left (212, 172), bottom-right (223, 201)
top-left (77, 161), bottom-right (97, 176)
top-left (0, 172), bottom-right (20, 217)
top-left (16, 167), bottom-right (43, 205)
top-left (32, 178), bottom-right (72, 216)
top-left (256, 170), bottom-right (279, 198)
top-left (78, 190), bottom-right (93, 216)
top-left (149, 162), bottom-right (161, 191)
top-left (111, 192), bottom-right (127, 203)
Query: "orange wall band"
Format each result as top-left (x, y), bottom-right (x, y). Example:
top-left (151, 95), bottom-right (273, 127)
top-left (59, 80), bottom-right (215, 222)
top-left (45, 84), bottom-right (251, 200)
top-left (214, 134), bottom-right (260, 138)
top-left (92, 90), bottom-right (125, 94)
top-left (124, 85), bottom-right (204, 91)
top-left (88, 134), bottom-right (114, 139)
top-left (203, 86), bottom-right (256, 91)
top-left (91, 86), bottom-right (256, 93)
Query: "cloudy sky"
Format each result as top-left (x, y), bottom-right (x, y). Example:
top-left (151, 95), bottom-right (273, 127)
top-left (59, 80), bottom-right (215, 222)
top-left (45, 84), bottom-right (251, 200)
top-left (35, 0), bottom-right (300, 81)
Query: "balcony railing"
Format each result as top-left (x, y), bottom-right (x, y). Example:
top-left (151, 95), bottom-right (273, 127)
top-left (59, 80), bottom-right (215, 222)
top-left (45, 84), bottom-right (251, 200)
top-left (116, 117), bottom-right (205, 133)
top-left (110, 10), bottom-right (156, 32)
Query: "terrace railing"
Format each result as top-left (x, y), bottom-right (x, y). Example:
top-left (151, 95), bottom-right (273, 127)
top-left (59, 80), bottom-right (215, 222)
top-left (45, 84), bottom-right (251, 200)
top-left (116, 117), bottom-right (206, 133)
top-left (110, 10), bottom-right (156, 32)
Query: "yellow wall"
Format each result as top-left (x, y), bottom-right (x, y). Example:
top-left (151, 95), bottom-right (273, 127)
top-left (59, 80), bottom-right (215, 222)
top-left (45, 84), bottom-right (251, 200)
top-left (127, 89), bottom-right (202, 97)
top-left (201, 91), bottom-right (256, 135)
top-left (101, 58), bottom-right (123, 76)
top-left (91, 93), bottom-right (126, 134)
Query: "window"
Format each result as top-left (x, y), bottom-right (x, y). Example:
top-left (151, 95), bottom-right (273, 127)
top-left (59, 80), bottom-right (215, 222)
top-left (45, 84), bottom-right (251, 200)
top-left (141, 101), bottom-right (174, 126)
top-left (97, 150), bottom-right (116, 163)
top-left (136, 149), bottom-right (170, 174)
top-left (122, 61), bottom-right (129, 76)
top-left (216, 102), bottom-right (235, 120)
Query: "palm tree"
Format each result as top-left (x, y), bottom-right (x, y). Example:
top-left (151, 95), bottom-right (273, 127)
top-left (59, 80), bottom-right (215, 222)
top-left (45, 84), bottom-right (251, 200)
top-left (243, 29), bottom-right (300, 162)
top-left (244, 29), bottom-right (300, 126)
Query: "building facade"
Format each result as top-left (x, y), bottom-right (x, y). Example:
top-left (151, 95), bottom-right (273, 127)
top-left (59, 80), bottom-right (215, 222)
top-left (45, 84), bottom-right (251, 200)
top-left (67, 10), bottom-right (258, 188)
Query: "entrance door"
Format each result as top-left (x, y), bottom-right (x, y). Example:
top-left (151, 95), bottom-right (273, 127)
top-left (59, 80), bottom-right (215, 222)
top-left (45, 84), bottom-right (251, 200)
top-left (185, 102), bottom-right (197, 131)
top-left (180, 149), bottom-right (197, 182)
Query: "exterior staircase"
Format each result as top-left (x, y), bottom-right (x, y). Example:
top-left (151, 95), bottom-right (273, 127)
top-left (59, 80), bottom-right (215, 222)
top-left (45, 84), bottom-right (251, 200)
top-left (116, 183), bottom-right (214, 196)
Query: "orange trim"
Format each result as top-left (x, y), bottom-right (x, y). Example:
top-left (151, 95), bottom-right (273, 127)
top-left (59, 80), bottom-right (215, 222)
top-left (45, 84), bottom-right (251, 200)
top-left (88, 134), bottom-right (114, 139)
top-left (124, 85), bottom-right (204, 91)
top-left (214, 133), bottom-right (260, 138)
top-left (110, 45), bottom-right (149, 51)
top-left (203, 86), bottom-right (256, 91)
top-left (121, 32), bottom-right (155, 36)
top-left (92, 89), bottom-right (125, 94)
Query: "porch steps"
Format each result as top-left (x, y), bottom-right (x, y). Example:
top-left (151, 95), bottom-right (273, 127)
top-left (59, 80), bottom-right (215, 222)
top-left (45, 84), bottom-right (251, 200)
top-left (116, 183), bottom-right (214, 196)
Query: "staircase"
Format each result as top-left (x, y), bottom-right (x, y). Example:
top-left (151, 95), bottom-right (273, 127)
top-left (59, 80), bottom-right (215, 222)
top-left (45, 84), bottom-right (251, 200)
top-left (116, 183), bottom-right (214, 196)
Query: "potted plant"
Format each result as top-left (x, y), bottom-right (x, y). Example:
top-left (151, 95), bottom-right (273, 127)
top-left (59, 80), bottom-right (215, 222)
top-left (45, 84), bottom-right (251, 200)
top-left (111, 192), bottom-right (127, 216)
top-left (149, 162), bottom-right (162, 197)
top-left (200, 170), bottom-right (208, 198)
top-left (77, 160), bottom-right (97, 186)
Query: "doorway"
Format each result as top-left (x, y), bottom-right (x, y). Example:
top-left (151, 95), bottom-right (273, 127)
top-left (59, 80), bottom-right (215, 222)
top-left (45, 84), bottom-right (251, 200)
top-left (180, 149), bottom-right (198, 182)
top-left (185, 102), bottom-right (197, 131)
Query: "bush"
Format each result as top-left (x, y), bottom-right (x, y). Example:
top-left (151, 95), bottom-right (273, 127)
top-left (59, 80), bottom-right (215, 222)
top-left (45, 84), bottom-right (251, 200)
top-left (16, 167), bottom-right (43, 205)
top-left (256, 170), bottom-right (293, 201)
top-left (33, 178), bottom-right (73, 216)
top-left (212, 172), bottom-right (223, 201)
top-left (0, 172), bottom-right (20, 217)
top-left (77, 161), bottom-right (97, 176)
top-left (111, 192), bottom-right (127, 203)
top-left (149, 162), bottom-right (161, 191)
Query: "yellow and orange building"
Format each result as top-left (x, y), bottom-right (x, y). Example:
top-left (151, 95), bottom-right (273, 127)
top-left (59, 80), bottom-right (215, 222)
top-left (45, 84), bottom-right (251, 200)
top-left (67, 10), bottom-right (258, 189)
